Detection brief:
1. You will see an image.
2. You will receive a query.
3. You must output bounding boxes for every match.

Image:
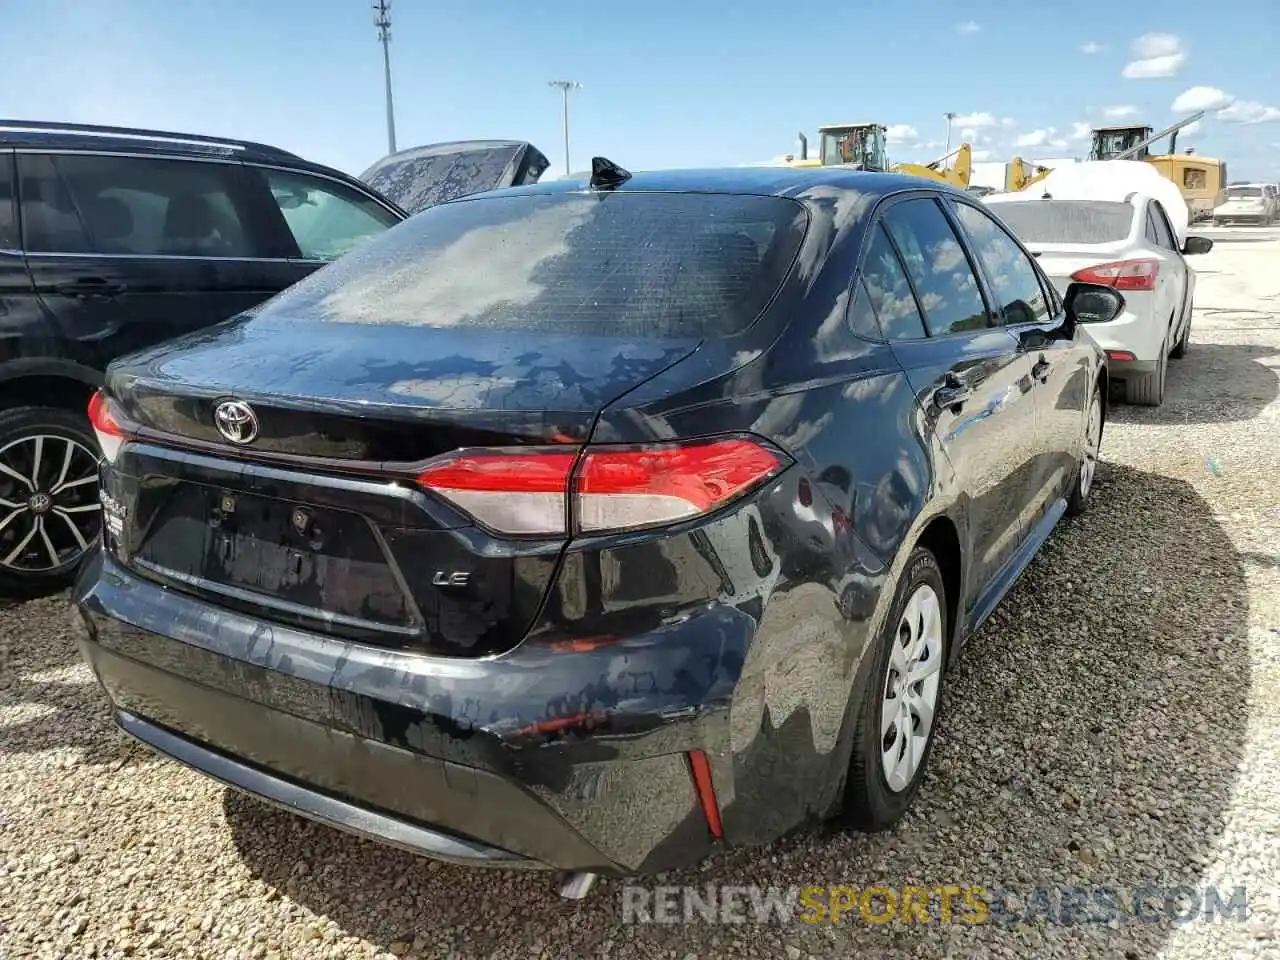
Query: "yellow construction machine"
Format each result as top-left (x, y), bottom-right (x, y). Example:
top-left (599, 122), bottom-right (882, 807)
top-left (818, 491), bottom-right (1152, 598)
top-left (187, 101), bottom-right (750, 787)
top-left (784, 123), bottom-right (973, 187)
top-left (1008, 157), bottom-right (1052, 192)
top-left (893, 144), bottom-right (973, 189)
top-left (1087, 111), bottom-right (1225, 220)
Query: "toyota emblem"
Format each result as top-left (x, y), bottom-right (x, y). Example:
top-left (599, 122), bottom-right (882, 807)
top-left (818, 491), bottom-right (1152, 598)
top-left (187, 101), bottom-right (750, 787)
top-left (213, 400), bottom-right (259, 445)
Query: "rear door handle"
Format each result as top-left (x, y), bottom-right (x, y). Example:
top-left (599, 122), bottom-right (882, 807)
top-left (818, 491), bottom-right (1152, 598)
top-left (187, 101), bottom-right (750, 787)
top-left (55, 277), bottom-right (127, 298)
top-left (1031, 356), bottom-right (1051, 382)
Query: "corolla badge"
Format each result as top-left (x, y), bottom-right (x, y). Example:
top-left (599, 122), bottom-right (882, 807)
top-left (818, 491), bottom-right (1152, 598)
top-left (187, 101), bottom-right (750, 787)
top-left (213, 400), bottom-right (259, 445)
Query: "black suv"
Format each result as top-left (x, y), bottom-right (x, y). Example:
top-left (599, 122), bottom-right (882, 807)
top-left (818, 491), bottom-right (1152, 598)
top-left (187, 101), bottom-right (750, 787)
top-left (0, 120), bottom-right (547, 593)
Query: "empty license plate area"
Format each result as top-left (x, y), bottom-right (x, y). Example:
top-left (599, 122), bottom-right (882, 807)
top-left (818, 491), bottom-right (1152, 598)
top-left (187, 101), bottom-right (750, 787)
top-left (135, 483), bottom-right (414, 631)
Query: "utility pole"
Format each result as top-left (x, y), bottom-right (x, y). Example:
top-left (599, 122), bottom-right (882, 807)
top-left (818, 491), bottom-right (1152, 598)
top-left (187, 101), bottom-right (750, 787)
top-left (943, 112), bottom-right (957, 156)
top-left (374, 0), bottom-right (396, 155)
top-left (547, 80), bottom-right (581, 176)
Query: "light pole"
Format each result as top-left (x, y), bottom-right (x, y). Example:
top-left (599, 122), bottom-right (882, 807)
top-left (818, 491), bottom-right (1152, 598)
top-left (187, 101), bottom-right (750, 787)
top-left (374, 0), bottom-right (396, 155)
top-left (548, 80), bottom-right (581, 176)
top-left (944, 112), bottom-right (957, 155)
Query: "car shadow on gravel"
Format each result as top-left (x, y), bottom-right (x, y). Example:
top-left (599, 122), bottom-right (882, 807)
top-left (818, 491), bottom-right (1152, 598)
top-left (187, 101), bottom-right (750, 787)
top-left (223, 460), bottom-right (1250, 960)
top-left (1111, 341), bottom-right (1278, 425)
top-left (0, 591), bottom-right (146, 771)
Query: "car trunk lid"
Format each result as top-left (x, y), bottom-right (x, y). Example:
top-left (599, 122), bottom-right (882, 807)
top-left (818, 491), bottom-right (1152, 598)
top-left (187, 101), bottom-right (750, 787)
top-left (1023, 240), bottom-right (1135, 296)
top-left (100, 187), bottom-right (810, 655)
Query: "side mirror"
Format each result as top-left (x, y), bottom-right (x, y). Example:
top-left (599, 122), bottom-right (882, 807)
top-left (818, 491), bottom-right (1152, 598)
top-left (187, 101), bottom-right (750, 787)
top-left (1182, 235), bottom-right (1214, 255)
top-left (1064, 282), bottom-right (1125, 326)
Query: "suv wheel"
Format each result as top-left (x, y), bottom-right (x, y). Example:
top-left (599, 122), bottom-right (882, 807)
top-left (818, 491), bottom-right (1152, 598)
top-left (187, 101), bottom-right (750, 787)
top-left (0, 406), bottom-right (103, 596)
top-left (841, 547), bottom-right (947, 830)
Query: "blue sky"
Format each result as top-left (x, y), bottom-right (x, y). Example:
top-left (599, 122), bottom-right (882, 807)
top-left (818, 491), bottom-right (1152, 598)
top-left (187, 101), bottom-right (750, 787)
top-left (2, 0), bottom-right (1277, 180)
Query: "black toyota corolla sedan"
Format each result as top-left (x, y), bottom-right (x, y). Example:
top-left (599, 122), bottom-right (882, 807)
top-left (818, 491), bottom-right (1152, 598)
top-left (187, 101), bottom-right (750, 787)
top-left (72, 163), bottom-right (1118, 893)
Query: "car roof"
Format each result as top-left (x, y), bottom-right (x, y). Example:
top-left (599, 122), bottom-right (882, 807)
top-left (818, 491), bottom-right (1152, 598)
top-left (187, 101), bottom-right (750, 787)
top-left (446, 166), bottom-right (964, 207)
top-left (0, 118), bottom-right (351, 181)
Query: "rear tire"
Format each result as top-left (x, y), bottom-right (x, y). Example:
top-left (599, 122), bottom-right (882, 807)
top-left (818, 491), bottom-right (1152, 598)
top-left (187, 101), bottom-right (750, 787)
top-left (1169, 305), bottom-right (1191, 360)
top-left (841, 547), bottom-right (947, 831)
top-left (0, 406), bottom-right (103, 599)
top-left (1123, 335), bottom-right (1168, 407)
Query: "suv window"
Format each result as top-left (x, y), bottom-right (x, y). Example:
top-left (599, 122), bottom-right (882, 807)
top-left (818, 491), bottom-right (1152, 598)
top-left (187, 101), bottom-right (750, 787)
top-left (261, 169), bottom-right (400, 261)
top-left (859, 223), bottom-right (927, 339)
top-left (251, 192), bottom-right (809, 338)
top-left (0, 153), bottom-right (15, 250)
top-left (18, 153), bottom-right (256, 257)
top-left (882, 198), bottom-right (990, 336)
top-left (952, 202), bottom-right (1050, 326)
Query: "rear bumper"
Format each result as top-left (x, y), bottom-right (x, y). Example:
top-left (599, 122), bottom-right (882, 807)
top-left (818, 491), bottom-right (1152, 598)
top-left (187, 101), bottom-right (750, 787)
top-left (72, 551), bottom-right (755, 875)
top-left (1078, 304), bottom-right (1166, 366)
top-left (114, 710), bottom-right (536, 868)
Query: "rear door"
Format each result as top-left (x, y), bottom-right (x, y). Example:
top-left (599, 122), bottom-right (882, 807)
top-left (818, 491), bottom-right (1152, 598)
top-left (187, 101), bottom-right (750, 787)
top-left (17, 151), bottom-right (283, 366)
top-left (1146, 200), bottom-right (1189, 339)
top-left (1, 149), bottom-right (44, 372)
top-left (950, 198), bottom-right (1083, 520)
top-left (871, 194), bottom-right (1039, 609)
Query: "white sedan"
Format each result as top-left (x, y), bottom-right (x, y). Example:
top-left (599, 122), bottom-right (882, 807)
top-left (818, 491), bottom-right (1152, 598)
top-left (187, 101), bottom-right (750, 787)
top-left (985, 192), bottom-right (1212, 406)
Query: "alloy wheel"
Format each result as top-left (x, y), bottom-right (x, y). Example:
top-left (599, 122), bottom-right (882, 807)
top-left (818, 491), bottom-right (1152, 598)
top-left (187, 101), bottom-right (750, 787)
top-left (0, 434), bottom-right (102, 575)
top-left (1080, 391), bottom-right (1102, 499)
top-left (880, 583), bottom-right (944, 792)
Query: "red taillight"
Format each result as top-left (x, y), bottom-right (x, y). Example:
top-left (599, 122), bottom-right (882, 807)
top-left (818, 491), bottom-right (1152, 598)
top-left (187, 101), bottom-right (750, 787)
top-left (1071, 258), bottom-right (1159, 291)
top-left (87, 389), bottom-right (127, 463)
top-left (416, 436), bottom-right (786, 537)
top-left (1106, 350), bottom-right (1137, 362)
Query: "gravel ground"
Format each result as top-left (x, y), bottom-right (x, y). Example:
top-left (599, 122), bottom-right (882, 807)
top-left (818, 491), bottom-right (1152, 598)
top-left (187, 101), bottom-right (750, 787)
top-left (2, 234), bottom-right (1278, 960)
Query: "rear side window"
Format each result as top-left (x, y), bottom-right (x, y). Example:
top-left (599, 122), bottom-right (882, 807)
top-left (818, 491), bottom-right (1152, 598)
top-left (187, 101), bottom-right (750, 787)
top-left (859, 223), bottom-right (926, 340)
top-left (259, 168), bottom-right (400, 261)
top-left (18, 153), bottom-right (257, 258)
top-left (952, 203), bottom-right (1050, 326)
top-left (0, 153), bottom-right (15, 249)
top-left (990, 200), bottom-right (1134, 244)
top-left (1148, 203), bottom-right (1176, 250)
top-left (882, 199), bottom-right (990, 336)
top-left (255, 192), bottom-right (809, 339)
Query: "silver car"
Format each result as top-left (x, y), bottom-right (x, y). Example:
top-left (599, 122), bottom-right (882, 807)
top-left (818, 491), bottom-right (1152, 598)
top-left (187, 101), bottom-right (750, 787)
top-left (1212, 183), bottom-right (1277, 226)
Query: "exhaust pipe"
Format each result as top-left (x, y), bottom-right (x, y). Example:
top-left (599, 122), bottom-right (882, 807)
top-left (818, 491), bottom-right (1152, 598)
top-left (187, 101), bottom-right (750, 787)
top-left (557, 872), bottom-right (598, 900)
top-left (798, 132), bottom-right (808, 161)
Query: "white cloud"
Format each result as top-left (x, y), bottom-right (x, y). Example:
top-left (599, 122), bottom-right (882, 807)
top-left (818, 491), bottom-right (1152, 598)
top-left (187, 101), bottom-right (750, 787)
top-left (971, 149), bottom-right (993, 161)
top-left (1103, 105), bottom-right (1140, 119)
top-left (885, 124), bottom-right (919, 143)
top-left (1172, 86), bottom-right (1233, 113)
top-left (955, 21), bottom-right (981, 35)
top-left (1122, 33), bottom-right (1186, 79)
top-left (1178, 120), bottom-right (1202, 137)
top-left (1133, 33), bottom-right (1181, 58)
top-left (1014, 129), bottom-right (1055, 148)
top-left (1000, 117), bottom-right (1016, 128)
top-left (960, 127), bottom-right (978, 141)
top-left (1068, 121), bottom-right (1093, 141)
top-left (954, 112), bottom-right (998, 129)
top-left (1217, 100), bottom-right (1280, 124)
top-left (1081, 41), bottom-right (1104, 55)
top-left (1048, 138), bottom-right (1069, 150)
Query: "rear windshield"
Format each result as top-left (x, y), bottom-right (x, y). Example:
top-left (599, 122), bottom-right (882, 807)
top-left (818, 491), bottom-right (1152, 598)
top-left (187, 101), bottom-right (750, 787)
top-left (1227, 186), bottom-right (1263, 199)
top-left (257, 191), bottom-right (808, 339)
top-left (987, 201), bottom-right (1134, 244)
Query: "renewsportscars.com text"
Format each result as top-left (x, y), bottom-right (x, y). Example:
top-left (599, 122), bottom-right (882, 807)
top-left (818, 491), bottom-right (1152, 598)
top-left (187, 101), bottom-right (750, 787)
top-left (620, 884), bottom-right (1250, 925)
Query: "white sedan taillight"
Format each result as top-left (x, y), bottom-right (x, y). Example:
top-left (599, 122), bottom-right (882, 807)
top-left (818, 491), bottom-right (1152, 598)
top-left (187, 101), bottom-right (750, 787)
top-left (87, 389), bottom-right (128, 464)
top-left (416, 436), bottom-right (788, 537)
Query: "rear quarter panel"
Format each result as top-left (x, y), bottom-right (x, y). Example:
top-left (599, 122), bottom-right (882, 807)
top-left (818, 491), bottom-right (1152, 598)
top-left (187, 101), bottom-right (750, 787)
top-left (581, 189), bottom-right (961, 841)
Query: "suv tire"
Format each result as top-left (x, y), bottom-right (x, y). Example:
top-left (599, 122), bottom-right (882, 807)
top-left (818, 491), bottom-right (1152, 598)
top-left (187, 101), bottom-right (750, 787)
top-left (0, 406), bottom-right (103, 598)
